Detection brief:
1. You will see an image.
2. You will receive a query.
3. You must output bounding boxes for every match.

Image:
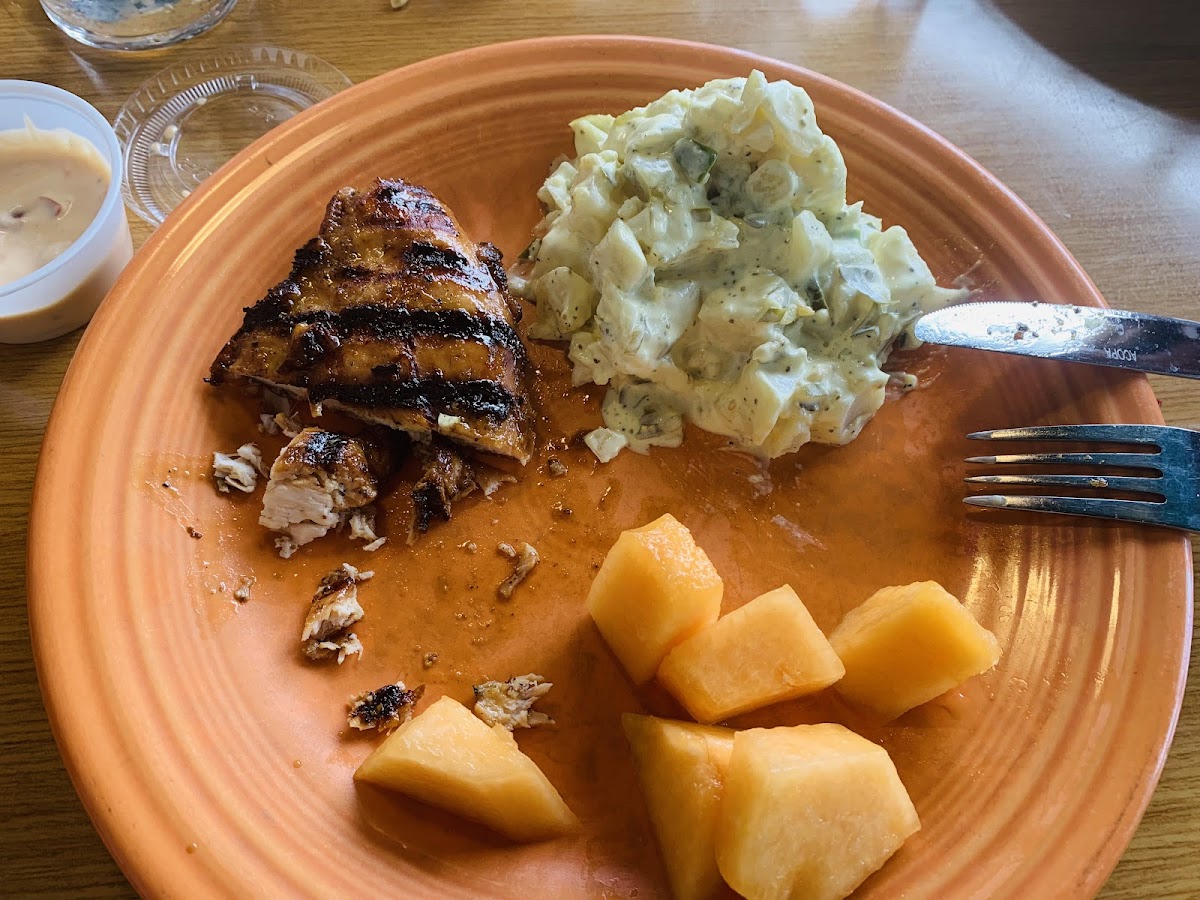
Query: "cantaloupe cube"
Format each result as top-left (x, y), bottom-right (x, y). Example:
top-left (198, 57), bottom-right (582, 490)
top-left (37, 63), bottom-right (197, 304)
top-left (623, 714), bottom-right (735, 900)
top-left (587, 513), bottom-right (723, 684)
top-left (657, 585), bottom-right (845, 723)
top-left (716, 724), bottom-right (919, 900)
top-left (829, 581), bottom-right (1001, 720)
top-left (354, 695), bottom-right (578, 841)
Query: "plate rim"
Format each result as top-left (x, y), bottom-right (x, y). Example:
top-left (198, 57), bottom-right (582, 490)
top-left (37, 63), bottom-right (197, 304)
top-left (27, 34), bottom-right (1194, 898)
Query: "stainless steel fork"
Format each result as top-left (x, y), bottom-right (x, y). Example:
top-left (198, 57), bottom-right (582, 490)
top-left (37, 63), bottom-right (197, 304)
top-left (963, 424), bottom-right (1200, 532)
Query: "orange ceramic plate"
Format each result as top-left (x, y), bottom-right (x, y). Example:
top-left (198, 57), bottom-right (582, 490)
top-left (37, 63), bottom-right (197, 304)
top-left (29, 37), bottom-right (1192, 898)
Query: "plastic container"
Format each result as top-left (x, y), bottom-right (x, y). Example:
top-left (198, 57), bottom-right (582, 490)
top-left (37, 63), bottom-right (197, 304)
top-left (0, 81), bottom-right (132, 344)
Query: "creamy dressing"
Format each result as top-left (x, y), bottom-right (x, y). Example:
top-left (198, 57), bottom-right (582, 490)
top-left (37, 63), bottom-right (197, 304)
top-left (0, 122), bottom-right (110, 286)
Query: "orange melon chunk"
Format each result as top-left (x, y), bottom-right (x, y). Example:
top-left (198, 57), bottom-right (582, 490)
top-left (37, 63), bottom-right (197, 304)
top-left (829, 581), bottom-right (1001, 720)
top-left (657, 585), bottom-right (845, 723)
top-left (587, 513), bottom-right (723, 684)
top-left (353, 695), bottom-right (578, 841)
top-left (623, 714), bottom-right (734, 900)
top-left (716, 723), bottom-right (920, 900)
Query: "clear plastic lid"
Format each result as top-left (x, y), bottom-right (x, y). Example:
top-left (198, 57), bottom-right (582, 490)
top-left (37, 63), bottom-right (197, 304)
top-left (114, 46), bottom-right (352, 226)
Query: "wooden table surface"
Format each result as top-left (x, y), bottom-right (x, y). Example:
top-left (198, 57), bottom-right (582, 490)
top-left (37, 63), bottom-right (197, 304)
top-left (2, 0), bottom-right (1197, 896)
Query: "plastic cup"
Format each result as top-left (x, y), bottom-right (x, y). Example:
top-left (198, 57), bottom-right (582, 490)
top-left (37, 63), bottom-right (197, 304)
top-left (0, 81), bottom-right (132, 344)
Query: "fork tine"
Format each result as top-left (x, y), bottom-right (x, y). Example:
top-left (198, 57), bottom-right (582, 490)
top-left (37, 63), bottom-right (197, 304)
top-left (965, 473), bottom-right (1164, 496)
top-left (964, 451), bottom-right (1162, 470)
top-left (964, 494), bottom-right (1167, 525)
top-left (968, 425), bottom-right (1163, 445)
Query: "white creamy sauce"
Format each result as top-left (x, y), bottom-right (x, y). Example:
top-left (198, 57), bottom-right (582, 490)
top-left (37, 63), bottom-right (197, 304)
top-left (0, 122), bottom-right (110, 286)
top-left (512, 71), bottom-right (965, 460)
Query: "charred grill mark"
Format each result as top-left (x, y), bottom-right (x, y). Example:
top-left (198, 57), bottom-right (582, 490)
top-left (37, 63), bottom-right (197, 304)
top-left (237, 305), bottom-right (526, 362)
top-left (371, 362), bottom-right (405, 379)
top-left (375, 181), bottom-right (455, 232)
top-left (411, 480), bottom-right (448, 533)
top-left (210, 249), bottom-right (310, 382)
top-left (281, 321), bottom-right (342, 373)
top-left (292, 237), bottom-right (331, 273)
top-left (378, 181), bottom-right (439, 211)
top-left (280, 427), bottom-right (400, 481)
top-left (232, 281), bottom-right (300, 334)
top-left (285, 429), bottom-right (352, 468)
top-left (477, 242), bottom-right (507, 291)
top-left (308, 377), bottom-right (521, 421)
top-left (404, 241), bottom-right (470, 272)
top-left (400, 240), bottom-right (492, 291)
top-left (478, 242), bottom-right (521, 323)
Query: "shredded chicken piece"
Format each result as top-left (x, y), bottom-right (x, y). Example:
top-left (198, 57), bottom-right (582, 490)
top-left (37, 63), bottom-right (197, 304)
top-left (348, 681), bottom-right (425, 732)
top-left (212, 443), bottom-right (267, 493)
top-left (305, 632), bottom-right (363, 664)
top-left (408, 438), bottom-right (516, 542)
top-left (341, 507), bottom-right (386, 551)
top-left (346, 507), bottom-right (378, 542)
top-left (233, 575), bottom-right (255, 602)
top-left (260, 427), bottom-right (397, 557)
top-left (409, 439), bottom-right (480, 541)
top-left (257, 394), bottom-right (302, 436)
top-left (476, 467), bottom-right (516, 497)
top-left (496, 541), bottom-right (540, 598)
top-left (547, 456), bottom-right (568, 477)
top-left (301, 563), bottom-right (372, 662)
top-left (473, 674), bottom-right (554, 730)
top-left (274, 412), bottom-right (303, 438)
top-left (301, 567), bottom-right (365, 641)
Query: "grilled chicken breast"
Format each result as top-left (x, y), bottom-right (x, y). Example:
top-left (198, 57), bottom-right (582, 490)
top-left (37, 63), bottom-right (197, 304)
top-left (209, 178), bottom-right (536, 464)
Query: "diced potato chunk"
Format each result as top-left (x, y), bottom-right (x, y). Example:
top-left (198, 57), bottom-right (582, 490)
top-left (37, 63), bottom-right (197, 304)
top-left (587, 513), bottom-right (723, 683)
top-left (591, 218), bottom-right (649, 292)
top-left (829, 581), bottom-right (1001, 720)
top-left (354, 695), bottom-right (578, 841)
top-left (716, 724), bottom-right (919, 900)
top-left (657, 585), bottom-right (845, 723)
top-left (624, 714), bottom-right (734, 900)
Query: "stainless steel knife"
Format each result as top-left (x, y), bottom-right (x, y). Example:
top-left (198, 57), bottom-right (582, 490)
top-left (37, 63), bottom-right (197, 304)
top-left (913, 301), bottom-right (1200, 379)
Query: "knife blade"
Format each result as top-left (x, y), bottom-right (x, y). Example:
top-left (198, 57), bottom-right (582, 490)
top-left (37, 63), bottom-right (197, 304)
top-left (914, 301), bottom-right (1200, 379)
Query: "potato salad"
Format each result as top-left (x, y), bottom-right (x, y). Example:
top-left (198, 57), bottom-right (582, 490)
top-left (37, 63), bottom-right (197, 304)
top-left (511, 71), bottom-right (964, 460)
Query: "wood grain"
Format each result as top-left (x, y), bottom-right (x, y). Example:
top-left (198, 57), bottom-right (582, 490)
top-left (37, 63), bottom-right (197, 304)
top-left (1, 0), bottom-right (1196, 896)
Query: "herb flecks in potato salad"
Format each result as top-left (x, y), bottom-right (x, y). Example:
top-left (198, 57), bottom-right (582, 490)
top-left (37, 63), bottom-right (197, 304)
top-left (511, 71), bottom-right (965, 459)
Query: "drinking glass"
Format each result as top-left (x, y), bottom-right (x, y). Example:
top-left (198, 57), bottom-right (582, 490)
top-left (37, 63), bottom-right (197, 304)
top-left (39, 0), bottom-right (238, 51)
